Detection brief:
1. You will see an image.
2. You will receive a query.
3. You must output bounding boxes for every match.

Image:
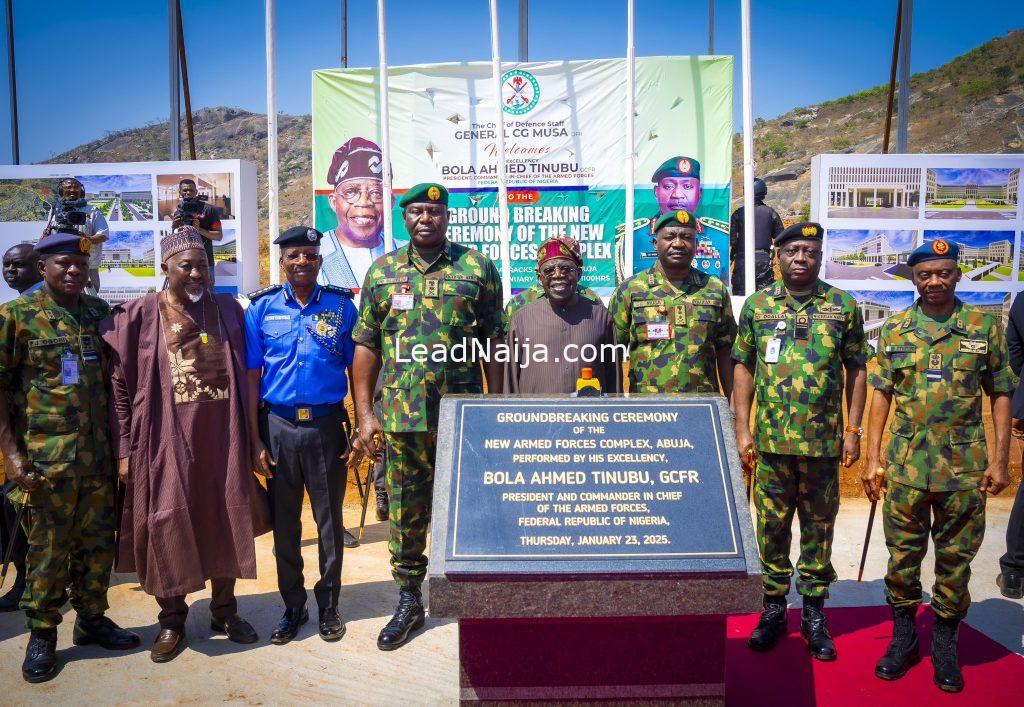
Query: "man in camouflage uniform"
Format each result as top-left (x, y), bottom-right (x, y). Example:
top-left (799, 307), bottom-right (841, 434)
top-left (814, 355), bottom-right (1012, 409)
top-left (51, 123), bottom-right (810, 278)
top-left (505, 236), bottom-right (600, 319)
top-left (0, 232), bottom-right (139, 683)
top-left (732, 222), bottom-right (868, 662)
top-left (351, 182), bottom-right (504, 650)
top-left (865, 239), bottom-right (1012, 693)
top-left (610, 209), bottom-right (735, 395)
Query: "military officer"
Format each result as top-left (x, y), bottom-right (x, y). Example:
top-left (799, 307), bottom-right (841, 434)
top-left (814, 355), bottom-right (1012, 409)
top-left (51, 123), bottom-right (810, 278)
top-left (609, 209), bottom-right (735, 396)
top-left (732, 222), bottom-right (868, 662)
top-left (246, 226), bottom-right (359, 645)
top-left (351, 182), bottom-right (505, 650)
top-left (505, 236), bottom-right (600, 319)
top-left (865, 239), bottom-right (1012, 693)
top-left (0, 231), bottom-right (139, 683)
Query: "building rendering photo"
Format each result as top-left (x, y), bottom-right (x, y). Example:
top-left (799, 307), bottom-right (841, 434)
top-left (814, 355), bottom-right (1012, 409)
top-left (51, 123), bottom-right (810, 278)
top-left (827, 166), bottom-right (921, 218)
top-left (925, 168), bottom-right (1020, 220)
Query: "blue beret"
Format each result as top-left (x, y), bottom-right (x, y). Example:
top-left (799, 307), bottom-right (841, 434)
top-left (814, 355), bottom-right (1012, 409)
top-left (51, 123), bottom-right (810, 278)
top-left (652, 209), bottom-right (698, 234)
top-left (399, 182), bottom-right (448, 208)
top-left (907, 239), bottom-right (959, 267)
top-left (274, 226), bottom-right (322, 246)
top-left (34, 231), bottom-right (91, 257)
top-left (775, 222), bottom-right (823, 249)
top-left (652, 156), bottom-right (701, 182)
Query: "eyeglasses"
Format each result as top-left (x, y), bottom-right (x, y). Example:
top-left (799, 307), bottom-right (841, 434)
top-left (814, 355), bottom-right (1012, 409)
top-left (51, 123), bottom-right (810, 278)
top-left (539, 264), bottom-right (578, 278)
top-left (780, 246), bottom-right (821, 258)
top-left (337, 185), bottom-right (385, 204)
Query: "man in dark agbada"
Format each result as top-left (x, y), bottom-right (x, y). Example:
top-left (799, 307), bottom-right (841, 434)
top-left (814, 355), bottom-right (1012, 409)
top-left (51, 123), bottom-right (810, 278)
top-left (0, 231), bottom-right (139, 683)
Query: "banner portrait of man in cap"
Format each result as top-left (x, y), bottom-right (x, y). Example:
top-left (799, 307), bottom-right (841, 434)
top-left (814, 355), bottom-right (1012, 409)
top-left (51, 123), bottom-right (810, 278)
top-left (318, 137), bottom-right (406, 291)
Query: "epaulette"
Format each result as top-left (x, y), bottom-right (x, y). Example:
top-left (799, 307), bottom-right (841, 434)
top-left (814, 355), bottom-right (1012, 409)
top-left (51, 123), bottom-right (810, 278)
top-left (322, 284), bottom-right (355, 298)
top-left (247, 284), bottom-right (282, 302)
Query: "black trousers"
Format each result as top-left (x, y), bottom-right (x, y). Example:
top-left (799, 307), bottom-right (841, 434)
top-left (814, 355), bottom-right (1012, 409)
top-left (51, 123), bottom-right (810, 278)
top-left (1, 480), bottom-right (27, 582)
top-left (1001, 473), bottom-right (1024, 574)
top-left (261, 406), bottom-right (349, 610)
top-left (731, 251), bottom-right (774, 295)
top-left (157, 578), bottom-right (236, 631)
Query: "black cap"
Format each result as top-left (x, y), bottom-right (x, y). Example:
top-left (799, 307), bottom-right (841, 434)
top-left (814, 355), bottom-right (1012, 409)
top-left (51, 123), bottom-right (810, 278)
top-left (775, 222), bottom-right (823, 249)
top-left (274, 226), bottom-right (323, 247)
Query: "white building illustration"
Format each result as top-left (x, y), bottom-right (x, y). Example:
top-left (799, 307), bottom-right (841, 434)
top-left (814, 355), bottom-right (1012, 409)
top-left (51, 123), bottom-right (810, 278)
top-left (828, 167), bottom-right (920, 209)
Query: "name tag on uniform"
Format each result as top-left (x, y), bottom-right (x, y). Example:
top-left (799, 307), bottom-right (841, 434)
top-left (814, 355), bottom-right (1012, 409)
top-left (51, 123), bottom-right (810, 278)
top-left (646, 322), bottom-right (670, 340)
top-left (765, 338), bottom-right (781, 363)
top-left (391, 293), bottom-right (415, 310)
top-left (62, 352), bottom-right (79, 385)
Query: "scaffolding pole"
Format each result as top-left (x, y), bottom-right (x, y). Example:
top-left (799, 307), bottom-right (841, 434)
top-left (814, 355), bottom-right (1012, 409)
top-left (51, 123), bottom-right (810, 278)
top-left (266, 0), bottom-right (280, 283)
top-left (168, 0), bottom-right (180, 160)
top-left (623, 0), bottom-right (636, 279)
top-left (740, 0), bottom-right (755, 296)
top-left (488, 0), bottom-right (512, 301)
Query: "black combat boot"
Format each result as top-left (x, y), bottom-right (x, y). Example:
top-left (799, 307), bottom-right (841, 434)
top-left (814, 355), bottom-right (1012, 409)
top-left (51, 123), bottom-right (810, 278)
top-left (875, 606), bottom-right (919, 680)
top-left (73, 613), bottom-right (141, 650)
top-left (375, 489), bottom-right (389, 522)
top-left (800, 596), bottom-right (837, 661)
top-left (748, 595), bottom-right (788, 652)
top-left (0, 579), bottom-right (25, 612)
top-left (22, 628), bottom-right (58, 683)
top-left (931, 616), bottom-right (964, 693)
top-left (377, 587), bottom-right (426, 651)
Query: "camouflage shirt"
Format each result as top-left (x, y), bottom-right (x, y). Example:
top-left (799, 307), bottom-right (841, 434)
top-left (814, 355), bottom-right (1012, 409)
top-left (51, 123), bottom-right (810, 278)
top-left (609, 264), bottom-right (735, 394)
top-left (733, 280), bottom-right (868, 457)
top-left (869, 298), bottom-right (1015, 491)
top-left (0, 289), bottom-right (113, 479)
top-left (505, 283), bottom-right (601, 319)
top-left (352, 239), bottom-right (505, 432)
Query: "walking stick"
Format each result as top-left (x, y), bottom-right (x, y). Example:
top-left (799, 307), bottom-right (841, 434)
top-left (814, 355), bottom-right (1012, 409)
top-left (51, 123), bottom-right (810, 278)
top-left (857, 467), bottom-right (885, 582)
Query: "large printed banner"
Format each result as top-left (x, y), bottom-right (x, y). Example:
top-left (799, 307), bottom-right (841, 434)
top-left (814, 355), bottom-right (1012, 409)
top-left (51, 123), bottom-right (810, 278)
top-left (811, 153), bottom-right (1024, 346)
top-left (0, 160), bottom-right (260, 304)
top-left (312, 57), bottom-right (733, 295)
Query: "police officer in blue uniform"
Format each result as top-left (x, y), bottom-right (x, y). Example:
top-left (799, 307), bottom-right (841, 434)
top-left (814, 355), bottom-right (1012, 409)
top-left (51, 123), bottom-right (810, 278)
top-left (244, 226), bottom-right (358, 645)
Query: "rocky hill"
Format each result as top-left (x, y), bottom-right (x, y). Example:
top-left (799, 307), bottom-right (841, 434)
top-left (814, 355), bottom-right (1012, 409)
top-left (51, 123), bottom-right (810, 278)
top-left (46, 30), bottom-right (1024, 276)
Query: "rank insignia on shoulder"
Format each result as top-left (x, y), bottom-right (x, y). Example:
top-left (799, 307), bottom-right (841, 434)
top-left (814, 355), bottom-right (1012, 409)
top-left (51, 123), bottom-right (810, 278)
top-left (959, 339), bottom-right (988, 354)
top-left (322, 284), bottom-right (355, 298)
top-left (247, 284), bottom-right (282, 301)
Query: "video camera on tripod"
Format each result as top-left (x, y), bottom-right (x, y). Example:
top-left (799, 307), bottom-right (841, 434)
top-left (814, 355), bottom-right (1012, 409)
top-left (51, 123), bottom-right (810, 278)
top-left (177, 193), bottom-right (209, 221)
top-left (51, 197), bottom-right (90, 234)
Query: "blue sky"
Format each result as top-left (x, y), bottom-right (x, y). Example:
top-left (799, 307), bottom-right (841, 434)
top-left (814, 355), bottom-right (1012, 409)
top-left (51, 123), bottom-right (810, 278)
top-left (959, 291), bottom-right (1011, 305)
top-left (827, 229), bottom-right (915, 250)
top-left (0, 1), bottom-right (1021, 164)
top-left (930, 168), bottom-right (1017, 186)
top-left (924, 230), bottom-right (1014, 247)
top-left (106, 229), bottom-right (153, 256)
top-left (848, 290), bottom-right (915, 309)
top-left (76, 174), bottom-right (152, 193)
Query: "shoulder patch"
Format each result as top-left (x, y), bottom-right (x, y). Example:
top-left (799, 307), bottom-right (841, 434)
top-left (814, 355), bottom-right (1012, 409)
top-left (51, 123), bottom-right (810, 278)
top-left (322, 284), bottom-right (354, 298)
top-left (959, 339), bottom-right (988, 354)
top-left (247, 284), bottom-right (282, 302)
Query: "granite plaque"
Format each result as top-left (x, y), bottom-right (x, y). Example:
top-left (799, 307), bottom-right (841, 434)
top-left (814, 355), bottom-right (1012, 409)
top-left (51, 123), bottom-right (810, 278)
top-left (432, 395), bottom-right (757, 577)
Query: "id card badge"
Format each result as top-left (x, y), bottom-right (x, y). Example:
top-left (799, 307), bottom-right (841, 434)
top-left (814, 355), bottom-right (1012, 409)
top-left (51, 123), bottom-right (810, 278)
top-left (391, 293), bottom-right (415, 310)
top-left (765, 338), bottom-right (782, 364)
top-left (646, 322), bottom-right (670, 340)
top-left (79, 334), bottom-right (98, 362)
top-left (61, 351), bottom-right (80, 385)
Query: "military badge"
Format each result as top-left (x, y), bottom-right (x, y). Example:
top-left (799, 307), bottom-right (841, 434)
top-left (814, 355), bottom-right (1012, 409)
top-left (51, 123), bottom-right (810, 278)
top-left (932, 239), bottom-right (950, 256)
top-left (959, 339), bottom-right (988, 354)
top-left (307, 228), bottom-right (318, 242)
top-left (428, 186), bottom-right (441, 201)
top-left (79, 237), bottom-right (92, 254)
top-left (676, 210), bottom-right (690, 224)
top-left (677, 158), bottom-right (691, 173)
top-left (801, 225), bottom-right (817, 238)
top-left (308, 310), bottom-right (345, 357)
top-left (425, 278), bottom-right (440, 299)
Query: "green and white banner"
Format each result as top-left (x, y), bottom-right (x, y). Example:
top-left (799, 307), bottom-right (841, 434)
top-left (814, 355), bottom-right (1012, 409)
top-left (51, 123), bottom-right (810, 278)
top-left (312, 56), bottom-right (733, 295)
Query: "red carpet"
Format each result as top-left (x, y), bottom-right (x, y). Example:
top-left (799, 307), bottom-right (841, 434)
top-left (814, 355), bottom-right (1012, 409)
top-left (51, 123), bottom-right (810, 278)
top-left (726, 605), bottom-right (1024, 706)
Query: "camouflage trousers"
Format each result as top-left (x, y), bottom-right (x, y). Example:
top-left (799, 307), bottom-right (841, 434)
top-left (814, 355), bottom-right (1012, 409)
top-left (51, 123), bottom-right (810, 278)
top-left (883, 481), bottom-right (985, 621)
top-left (16, 475), bottom-right (116, 629)
top-left (384, 431), bottom-right (438, 590)
top-left (754, 453), bottom-right (840, 598)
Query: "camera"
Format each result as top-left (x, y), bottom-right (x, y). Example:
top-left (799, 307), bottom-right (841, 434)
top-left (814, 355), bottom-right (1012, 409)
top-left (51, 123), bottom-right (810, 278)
top-left (178, 193), bottom-right (208, 219)
top-left (52, 197), bottom-right (89, 233)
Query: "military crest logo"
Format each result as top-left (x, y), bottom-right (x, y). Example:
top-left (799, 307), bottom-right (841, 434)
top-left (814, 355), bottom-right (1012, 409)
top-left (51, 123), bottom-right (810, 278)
top-left (932, 239), bottom-right (950, 256)
top-left (427, 186), bottom-right (441, 201)
top-left (501, 69), bottom-right (540, 115)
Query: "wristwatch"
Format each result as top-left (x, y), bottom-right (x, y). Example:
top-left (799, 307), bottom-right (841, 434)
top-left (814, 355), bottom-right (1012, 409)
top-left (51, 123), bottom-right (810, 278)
top-left (845, 425), bottom-right (864, 437)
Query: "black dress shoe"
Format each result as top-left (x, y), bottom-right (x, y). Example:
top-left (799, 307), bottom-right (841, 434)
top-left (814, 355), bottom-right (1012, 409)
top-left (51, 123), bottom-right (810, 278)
top-left (270, 606), bottom-right (308, 645)
top-left (377, 587), bottom-right (425, 651)
top-left (932, 616), bottom-right (964, 693)
top-left (211, 614), bottom-right (259, 644)
top-left (375, 489), bottom-right (389, 522)
top-left (22, 628), bottom-right (58, 683)
top-left (0, 581), bottom-right (25, 612)
top-left (344, 529), bottom-right (359, 548)
top-left (319, 607), bottom-right (346, 642)
top-left (748, 596), bottom-right (788, 652)
top-left (800, 596), bottom-right (837, 661)
top-left (72, 613), bottom-right (141, 650)
top-left (997, 572), bottom-right (1023, 599)
top-left (875, 606), bottom-right (919, 680)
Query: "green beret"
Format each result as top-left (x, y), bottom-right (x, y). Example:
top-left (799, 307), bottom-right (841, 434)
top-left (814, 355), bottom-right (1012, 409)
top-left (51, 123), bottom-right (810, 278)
top-left (652, 156), bottom-right (701, 183)
top-left (652, 209), bottom-right (698, 234)
top-left (399, 182), bottom-right (449, 208)
top-left (775, 222), bottom-right (823, 249)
